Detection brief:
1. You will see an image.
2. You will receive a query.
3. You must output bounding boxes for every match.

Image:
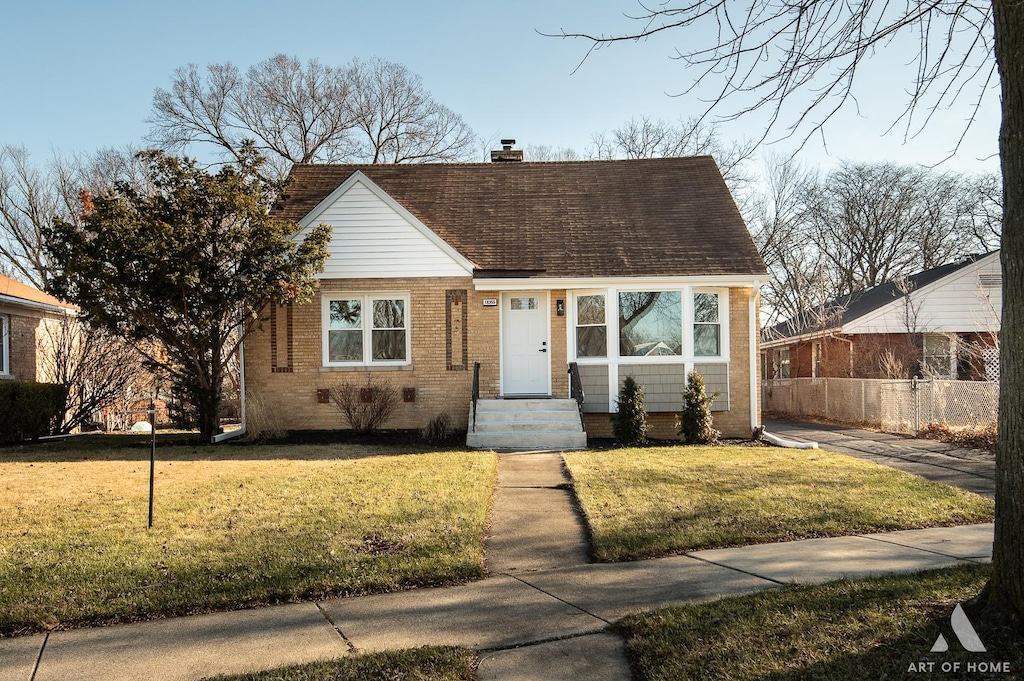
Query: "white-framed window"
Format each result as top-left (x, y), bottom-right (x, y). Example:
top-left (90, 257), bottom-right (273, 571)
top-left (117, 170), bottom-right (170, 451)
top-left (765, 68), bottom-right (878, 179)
top-left (693, 291), bottom-right (722, 357)
top-left (570, 287), bottom-right (728, 361)
top-left (618, 291), bottom-right (682, 356)
top-left (0, 314), bottom-right (9, 377)
top-left (575, 294), bottom-right (607, 358)
top-left (322, 293), bottom-right (410, 366)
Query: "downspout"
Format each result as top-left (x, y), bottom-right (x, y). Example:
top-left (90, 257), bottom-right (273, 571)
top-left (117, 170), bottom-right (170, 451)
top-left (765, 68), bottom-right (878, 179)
top-left (212, 341), bottom-right (246, 443)
top-left (749, 282), bottom-right (761, 436)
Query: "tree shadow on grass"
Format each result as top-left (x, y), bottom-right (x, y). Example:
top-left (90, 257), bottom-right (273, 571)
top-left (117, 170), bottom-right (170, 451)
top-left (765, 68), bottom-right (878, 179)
top-left (0, 429), bottom-right (472, 463)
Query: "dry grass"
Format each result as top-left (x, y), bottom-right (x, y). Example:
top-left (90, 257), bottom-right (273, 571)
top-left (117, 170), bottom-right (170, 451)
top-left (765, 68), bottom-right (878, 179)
top-left (564, 446), bottom-right (994, 562)
top-left (918, 421), bottom-right (998, 452)
top-left (0, 439), bottom-right (496, 636)
top-left (203, 647), bottom-right (477, 681)
top-left (619, 564), bottom-right (1022, 681)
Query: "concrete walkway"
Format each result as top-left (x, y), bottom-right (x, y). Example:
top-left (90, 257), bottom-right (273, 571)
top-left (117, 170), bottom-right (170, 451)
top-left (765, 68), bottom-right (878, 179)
top-left (764, 419), bottom-right (996, 498)
top-left (0, 450), bottom-right (996, 681)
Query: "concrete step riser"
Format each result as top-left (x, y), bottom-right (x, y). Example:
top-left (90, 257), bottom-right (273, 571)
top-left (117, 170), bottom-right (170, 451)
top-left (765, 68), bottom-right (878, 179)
top-left (468, 399), bottom-right (586, 450)
top-left (473, 422), bottom-right (583, 433)
top-left (466, 432), bottom-right (588, 450)
top-left (475, 412), bottom-right (582, 424)
top-left (476, 399), bottom-right (579, 412)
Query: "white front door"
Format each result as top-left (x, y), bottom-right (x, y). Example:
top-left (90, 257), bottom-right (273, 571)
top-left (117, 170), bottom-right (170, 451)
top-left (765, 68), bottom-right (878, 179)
top-left (501, 291), bottom-right (551, 395)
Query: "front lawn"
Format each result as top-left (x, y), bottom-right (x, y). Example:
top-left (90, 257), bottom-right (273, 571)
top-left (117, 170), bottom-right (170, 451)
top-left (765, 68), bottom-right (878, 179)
top-left (564, 446), bottom-right (994, 562)
top-left (203, 647), bottom-right (476, 681)
top-left (0, 441), bottom-right (496, 636)
top-left (619, 563), bottom-right (1021, 680)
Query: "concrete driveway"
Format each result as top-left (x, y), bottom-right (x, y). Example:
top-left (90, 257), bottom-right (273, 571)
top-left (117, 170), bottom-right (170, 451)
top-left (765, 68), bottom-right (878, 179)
top-left (763, 419), bottom-right (995, 498)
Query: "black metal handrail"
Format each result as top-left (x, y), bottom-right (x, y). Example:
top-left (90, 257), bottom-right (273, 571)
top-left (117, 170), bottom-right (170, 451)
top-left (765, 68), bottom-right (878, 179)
top-left (568, 362), bottom-right (585, 428)
top-left (471, 361), bottom-right (481, 432)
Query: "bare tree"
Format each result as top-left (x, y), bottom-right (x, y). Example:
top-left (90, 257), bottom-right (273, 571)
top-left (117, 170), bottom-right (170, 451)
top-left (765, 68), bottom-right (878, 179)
top-left (149, 55), bottom-right (477, 177)
top-left (524, 144), bottom-right (583, 161)
top-left (0, 146), bottom-right (73, 288)
top-left (747, 153), bottom-right (827, 325)
top-left (802, 162), bottom-right (976, 294)
top-left (553, 0), bottom-right (1023, 621)
top-left (348, 58), bottom-right (478, 164)
top-left (590, 116), bottom-right (755, 192)
top-left (961, 171), bottom-right (1003, 252)
top-left (38, 316), bottom-right (152, 434)
top-left (0, 145), bottom-right (146, 289)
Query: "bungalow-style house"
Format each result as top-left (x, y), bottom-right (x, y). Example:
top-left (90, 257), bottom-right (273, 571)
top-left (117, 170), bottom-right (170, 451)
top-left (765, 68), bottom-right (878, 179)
top-left (0, 274), bottom-right (77, 382)
top-left (246, 151), bottom-right (767, 448)
top-left (762, 251), bottom-right (1001, 382)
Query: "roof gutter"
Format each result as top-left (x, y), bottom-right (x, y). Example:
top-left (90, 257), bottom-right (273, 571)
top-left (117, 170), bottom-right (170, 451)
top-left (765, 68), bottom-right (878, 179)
top-left (211, 341), bottom-right (246, 444)
top-left (0, 294), bottom-right (76, 316)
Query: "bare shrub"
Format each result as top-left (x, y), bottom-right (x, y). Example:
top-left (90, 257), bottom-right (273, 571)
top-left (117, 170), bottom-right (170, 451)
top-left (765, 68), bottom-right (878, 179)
top-left (244, 390), bottom-right (288, 441)
top-left (329, 375), bottom-right (398, 434)
top-left (918, 421), bottom-right (997, 452)
top-left (421, 412), bottom-right (455, 444)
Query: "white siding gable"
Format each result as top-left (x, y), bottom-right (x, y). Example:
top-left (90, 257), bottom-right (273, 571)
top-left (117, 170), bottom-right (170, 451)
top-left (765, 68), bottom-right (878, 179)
top-left (297, 171), bottom-right (474, 279)
top-left (844, 252), bottom-right (1002, 334)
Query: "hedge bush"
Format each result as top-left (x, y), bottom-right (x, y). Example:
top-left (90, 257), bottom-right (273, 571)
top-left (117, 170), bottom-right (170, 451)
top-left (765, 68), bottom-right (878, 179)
top-left (0, 382), bottom-right (68, 444)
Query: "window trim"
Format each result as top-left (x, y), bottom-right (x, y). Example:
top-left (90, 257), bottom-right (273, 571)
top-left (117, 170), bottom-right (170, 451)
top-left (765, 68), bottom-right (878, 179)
top-left (692, 289), bottom-right (724, 358)
top-left (778, 348), bottom-right (791, 379)
top-left (321, 292), bottom-right (411, 367)
top-left (617, 289), bottom-right (684, 358)
top-left (921, 332), bottom-right (954, 378)
top-left (568, 286), bottom-right (730, 364)
top-left (573, 293), bottom-right (608, 359)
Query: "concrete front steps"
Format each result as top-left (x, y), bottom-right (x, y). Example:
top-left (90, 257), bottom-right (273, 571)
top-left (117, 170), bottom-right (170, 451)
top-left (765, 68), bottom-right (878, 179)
top-left (466, 399), bottom-right (587, 450)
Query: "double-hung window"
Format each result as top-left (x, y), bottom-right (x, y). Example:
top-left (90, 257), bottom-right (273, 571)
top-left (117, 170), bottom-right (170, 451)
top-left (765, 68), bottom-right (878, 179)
top-left (324, 294), bottom-right (409, 366)
top-left (693, 292), bottom-right (721, 357)
top-left (575, 294), bottom-right (607, 358)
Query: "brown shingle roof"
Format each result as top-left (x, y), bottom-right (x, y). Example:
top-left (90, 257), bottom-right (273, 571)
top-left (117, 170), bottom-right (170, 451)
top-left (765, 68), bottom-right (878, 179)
top-left (0, 274), bottom-right (76, 311)
top-left (276, 157), bottom-right (766, 278)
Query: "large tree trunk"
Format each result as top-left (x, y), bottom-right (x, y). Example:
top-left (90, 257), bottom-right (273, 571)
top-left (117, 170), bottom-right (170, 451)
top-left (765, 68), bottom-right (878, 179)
top-left (991, 0), bottom-right (1024, 618)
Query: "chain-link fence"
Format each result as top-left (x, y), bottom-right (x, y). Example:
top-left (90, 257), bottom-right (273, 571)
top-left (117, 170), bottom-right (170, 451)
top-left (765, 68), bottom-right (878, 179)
top-left (762, 378), bottom-right (998, 435)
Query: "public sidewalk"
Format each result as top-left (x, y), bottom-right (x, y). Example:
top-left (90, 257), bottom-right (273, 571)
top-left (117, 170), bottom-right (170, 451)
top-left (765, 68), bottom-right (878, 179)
top-left (0, 452), bottom-right (995, 681)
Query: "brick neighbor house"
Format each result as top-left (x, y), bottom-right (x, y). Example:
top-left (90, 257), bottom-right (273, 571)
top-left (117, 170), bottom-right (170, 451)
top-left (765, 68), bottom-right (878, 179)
top-left (761, 251), bottom-right (1001, 382)
top-left (0, 274), bottom-right (78, 383)
top-left (245, 151), bottom-right (767, 448)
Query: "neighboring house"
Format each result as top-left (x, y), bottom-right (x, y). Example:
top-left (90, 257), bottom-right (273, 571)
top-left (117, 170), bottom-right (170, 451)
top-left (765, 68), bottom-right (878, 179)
top-left (0, 274), bottom-right (77, 382)
top-left (762, 252), bottom-right (1001, 382)
top-left (247, 152), bottom-right (767, 447)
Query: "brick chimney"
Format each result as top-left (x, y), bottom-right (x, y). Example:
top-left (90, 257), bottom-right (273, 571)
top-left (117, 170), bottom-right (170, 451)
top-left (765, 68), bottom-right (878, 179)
top-left (491, 139), bottom-right (523, 162)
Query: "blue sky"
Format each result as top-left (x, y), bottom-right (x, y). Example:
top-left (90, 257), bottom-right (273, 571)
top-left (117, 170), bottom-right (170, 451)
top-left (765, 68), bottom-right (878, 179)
top-left (1, 0), bottom-right (1001, 175)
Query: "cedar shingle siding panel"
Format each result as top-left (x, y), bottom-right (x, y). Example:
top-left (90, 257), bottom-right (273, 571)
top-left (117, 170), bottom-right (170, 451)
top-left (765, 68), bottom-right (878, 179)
top-left (619, 364), bottom-right (688, 412)
top-left (277, 158), bottom-right (766, 279)
top-left (577, 364), bottom-right (609, 413)
top-left (694, 362), bottom-right (730, 411)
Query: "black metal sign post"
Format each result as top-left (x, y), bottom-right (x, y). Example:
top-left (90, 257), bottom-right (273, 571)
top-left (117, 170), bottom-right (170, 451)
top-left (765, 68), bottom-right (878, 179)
top-left (148, 397), bottom-right (156, 529)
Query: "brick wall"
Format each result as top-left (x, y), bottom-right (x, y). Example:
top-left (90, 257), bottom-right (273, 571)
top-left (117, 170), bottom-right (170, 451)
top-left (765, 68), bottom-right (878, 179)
top-left (1, 309), bottom-right (61, 382)
top-left (246, 279), bottom-right (586, 432)
top-left (245, 282), bottom-right (758, 438)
